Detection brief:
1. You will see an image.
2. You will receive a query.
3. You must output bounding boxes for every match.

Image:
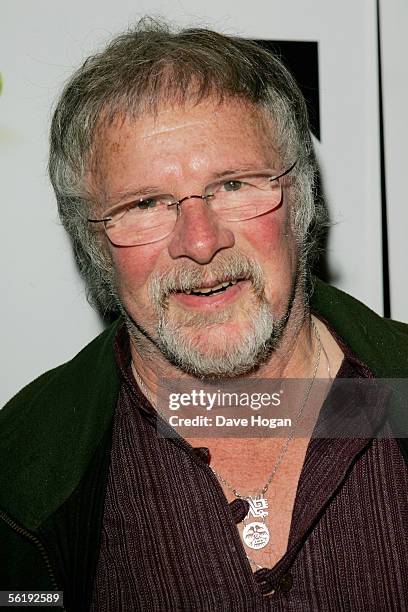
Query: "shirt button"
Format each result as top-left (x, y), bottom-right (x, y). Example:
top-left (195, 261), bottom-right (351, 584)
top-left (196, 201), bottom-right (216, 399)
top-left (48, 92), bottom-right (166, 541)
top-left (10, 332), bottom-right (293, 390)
top-left (229, 498), bottom-right (249, 523)
top-left (279, 573), bottom-right (293, 593)
top-left (192, 447), bottom-right (210, 463)
top-left (263, 588), bottom-right (276, 597)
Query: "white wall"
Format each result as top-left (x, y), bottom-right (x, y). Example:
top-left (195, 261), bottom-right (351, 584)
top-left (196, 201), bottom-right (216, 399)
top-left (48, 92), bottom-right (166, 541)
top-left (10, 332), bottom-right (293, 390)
top-left (379, 0), bottom-right (408, 322)
top-left (1, 0), bottom-right (398, 406)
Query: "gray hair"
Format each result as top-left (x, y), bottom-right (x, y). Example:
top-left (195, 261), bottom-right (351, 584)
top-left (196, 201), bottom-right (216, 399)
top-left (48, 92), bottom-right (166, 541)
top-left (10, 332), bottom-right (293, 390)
top-left (49, 18), bottom-right (327, 315)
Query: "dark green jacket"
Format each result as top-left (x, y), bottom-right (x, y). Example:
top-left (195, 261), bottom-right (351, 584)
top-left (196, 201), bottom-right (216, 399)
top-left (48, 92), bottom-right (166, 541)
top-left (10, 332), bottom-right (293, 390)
top-left (1, 280), bottom-right (407, 611)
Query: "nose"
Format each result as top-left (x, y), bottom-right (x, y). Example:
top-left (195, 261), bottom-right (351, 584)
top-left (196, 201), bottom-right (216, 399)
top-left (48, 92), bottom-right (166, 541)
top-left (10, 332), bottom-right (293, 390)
top-left (167, 196), bottom-right (235, 264)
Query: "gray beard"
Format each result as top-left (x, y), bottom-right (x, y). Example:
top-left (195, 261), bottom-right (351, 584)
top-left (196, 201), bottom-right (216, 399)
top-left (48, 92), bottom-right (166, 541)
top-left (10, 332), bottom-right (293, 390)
top-left (120, 291), bottom-right (291, 380)
top-left (118, 250), bottom-right (302, 380)
top-left (154, 299), bottom-right (288, 379)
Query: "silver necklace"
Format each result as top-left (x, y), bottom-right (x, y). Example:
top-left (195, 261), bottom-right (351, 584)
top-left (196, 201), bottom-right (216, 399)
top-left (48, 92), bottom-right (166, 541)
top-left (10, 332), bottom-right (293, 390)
top-left (131, 319), bottom-right (322, 555)
top-left (210, 318), bottom-right (322, 553)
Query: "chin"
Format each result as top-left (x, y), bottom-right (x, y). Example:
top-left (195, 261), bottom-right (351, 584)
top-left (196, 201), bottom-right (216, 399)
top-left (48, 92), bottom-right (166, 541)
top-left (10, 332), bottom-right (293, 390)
top-left (155, 302), bottom-right (287, 380)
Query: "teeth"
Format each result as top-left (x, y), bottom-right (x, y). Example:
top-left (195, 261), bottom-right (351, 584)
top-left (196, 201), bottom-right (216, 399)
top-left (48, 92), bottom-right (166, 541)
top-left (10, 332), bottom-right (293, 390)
top-left (189, 280), bottom-right (236, 295)
top-left (194, 287), bottom-right (213, 294)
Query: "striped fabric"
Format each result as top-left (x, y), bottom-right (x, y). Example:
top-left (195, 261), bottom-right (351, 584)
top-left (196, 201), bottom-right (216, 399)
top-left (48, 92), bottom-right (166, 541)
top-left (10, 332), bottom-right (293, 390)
top-left (90, 328), bottom-right (408, 611)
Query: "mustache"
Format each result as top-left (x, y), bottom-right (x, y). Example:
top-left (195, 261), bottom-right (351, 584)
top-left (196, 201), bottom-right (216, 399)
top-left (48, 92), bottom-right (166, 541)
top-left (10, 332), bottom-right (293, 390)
top-left (148, 250), bottom-right (265, 308)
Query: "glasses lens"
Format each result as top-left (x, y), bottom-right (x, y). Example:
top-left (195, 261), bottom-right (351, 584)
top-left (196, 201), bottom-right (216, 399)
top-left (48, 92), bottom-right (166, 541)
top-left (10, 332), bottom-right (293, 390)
top-left (105, 198), bottom-right (177, 246)
top-left (210, 176), bottom-right (282, 221)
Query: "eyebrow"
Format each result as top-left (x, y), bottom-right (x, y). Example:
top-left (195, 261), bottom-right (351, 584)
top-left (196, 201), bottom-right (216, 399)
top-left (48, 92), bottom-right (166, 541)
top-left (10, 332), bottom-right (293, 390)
top-left (105, 185), bottom-right (164, 206)
top-left (211, 166), bottom-right (270, 180)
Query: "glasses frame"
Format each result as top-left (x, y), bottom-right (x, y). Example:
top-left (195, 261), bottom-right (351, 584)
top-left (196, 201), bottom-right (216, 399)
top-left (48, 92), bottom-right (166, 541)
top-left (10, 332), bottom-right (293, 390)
top-left (88, 159), bottom-right (297, 246)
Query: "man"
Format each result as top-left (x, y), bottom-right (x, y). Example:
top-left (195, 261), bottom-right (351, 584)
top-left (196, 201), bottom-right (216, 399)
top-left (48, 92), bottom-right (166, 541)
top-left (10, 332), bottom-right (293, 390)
top-left (1, 20), bottom-right (407, 611)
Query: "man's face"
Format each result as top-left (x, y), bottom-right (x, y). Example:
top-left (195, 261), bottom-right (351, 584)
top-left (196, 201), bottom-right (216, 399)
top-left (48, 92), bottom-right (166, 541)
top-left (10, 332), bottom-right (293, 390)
top-left (92, 97), bottom-right (300, 377)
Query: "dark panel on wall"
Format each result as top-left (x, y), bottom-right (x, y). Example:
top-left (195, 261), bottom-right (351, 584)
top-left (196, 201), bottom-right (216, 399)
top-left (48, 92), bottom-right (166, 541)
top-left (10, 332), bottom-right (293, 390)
top-left (254, 40), bottom-right (320, 141)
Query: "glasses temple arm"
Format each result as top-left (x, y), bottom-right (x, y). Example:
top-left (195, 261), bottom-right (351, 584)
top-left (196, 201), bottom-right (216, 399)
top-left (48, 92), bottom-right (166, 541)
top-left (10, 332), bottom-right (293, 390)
top-left (270, 159), bottom-right (298, 182)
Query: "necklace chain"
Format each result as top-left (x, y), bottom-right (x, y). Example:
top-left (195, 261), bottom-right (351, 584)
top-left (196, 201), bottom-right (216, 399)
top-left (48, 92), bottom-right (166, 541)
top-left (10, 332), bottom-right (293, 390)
top-left (210, 318), bottom-right (321, 500)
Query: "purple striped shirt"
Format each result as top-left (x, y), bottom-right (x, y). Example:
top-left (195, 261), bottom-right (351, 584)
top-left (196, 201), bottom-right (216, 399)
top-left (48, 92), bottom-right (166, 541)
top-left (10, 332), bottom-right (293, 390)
top-left (91, 326), bottom-right (408, 610)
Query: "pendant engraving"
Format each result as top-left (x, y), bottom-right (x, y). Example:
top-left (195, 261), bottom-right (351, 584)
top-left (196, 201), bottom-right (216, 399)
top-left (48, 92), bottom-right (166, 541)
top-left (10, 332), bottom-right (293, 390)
top-left (243, 522), bottom-right (270, 550)
top-left (247, 496), bottom-right (269, 519)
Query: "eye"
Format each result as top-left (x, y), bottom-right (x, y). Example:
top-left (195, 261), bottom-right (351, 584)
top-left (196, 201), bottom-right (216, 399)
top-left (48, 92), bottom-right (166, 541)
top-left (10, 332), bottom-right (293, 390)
top-left (222, 180), bottom-right (245, 192)
top-left (132, 197), bottom-right (161, 210)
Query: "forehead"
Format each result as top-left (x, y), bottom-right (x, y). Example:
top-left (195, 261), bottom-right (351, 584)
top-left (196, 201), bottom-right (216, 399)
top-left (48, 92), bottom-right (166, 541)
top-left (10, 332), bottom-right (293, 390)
top-left (89, 98), bottom-right (279, 195)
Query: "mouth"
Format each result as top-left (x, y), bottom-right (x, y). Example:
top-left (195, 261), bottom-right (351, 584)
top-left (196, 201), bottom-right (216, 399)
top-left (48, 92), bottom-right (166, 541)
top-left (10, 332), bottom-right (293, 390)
top-left (183, 279), bottom-right (239, 296)
top-left (169, 278), bottom-right (250, 310)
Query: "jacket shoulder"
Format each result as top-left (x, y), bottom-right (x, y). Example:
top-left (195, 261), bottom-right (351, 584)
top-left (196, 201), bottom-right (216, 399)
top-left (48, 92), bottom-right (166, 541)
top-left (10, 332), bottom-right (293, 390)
top-left (311, 279), bottom-right (408, 377)
top-left (0, 319), bottom-right (121, 530)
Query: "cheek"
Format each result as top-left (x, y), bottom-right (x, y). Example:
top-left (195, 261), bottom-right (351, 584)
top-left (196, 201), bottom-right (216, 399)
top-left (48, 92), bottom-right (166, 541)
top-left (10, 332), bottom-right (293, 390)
top-left (238, 213), bottom-right (298, 304)
top-left (109, 246), bottom-right (160, 299)
top-left (238, 210), bottom-right (296, 263)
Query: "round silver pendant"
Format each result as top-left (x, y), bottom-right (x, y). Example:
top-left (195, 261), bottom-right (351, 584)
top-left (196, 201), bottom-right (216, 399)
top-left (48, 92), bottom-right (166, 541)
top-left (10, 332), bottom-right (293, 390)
top-left (243, 521), bottom-right (270, 550)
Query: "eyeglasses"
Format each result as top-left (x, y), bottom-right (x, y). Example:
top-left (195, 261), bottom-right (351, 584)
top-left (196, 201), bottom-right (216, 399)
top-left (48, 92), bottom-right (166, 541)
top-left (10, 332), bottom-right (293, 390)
top-left (88, 160), bottom-right (297, 247)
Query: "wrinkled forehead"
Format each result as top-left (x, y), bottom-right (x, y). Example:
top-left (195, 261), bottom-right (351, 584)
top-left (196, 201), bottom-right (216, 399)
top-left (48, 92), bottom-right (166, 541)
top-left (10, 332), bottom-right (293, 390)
top-left (87, 96), bottom-right (279, 188)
